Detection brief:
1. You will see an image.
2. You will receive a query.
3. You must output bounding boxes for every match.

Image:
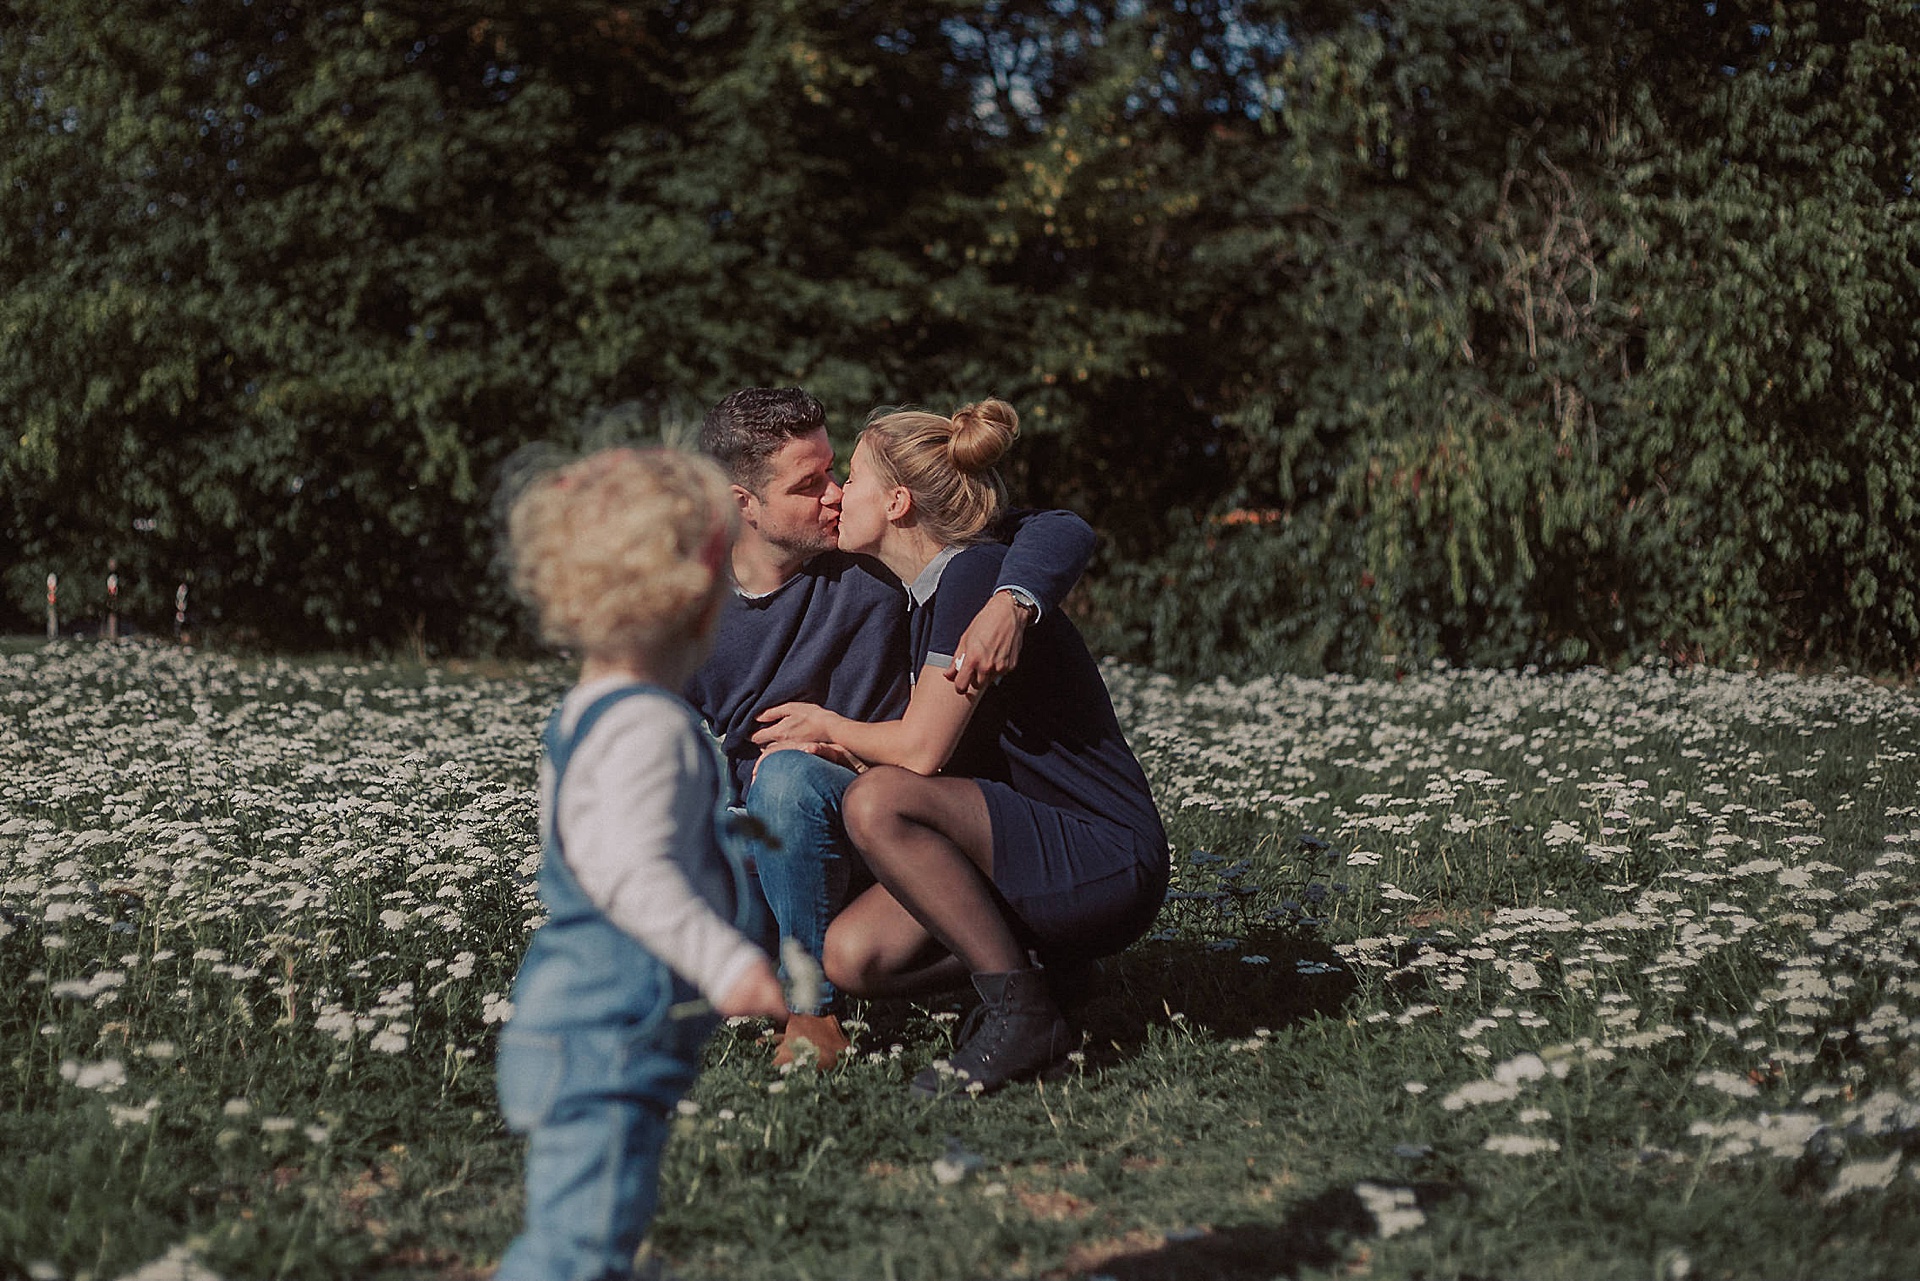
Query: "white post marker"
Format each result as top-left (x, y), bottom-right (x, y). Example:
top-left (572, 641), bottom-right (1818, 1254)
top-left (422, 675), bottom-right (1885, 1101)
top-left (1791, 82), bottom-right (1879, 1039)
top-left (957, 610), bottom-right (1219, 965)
top-left (107, 560), bottom-right (120, 642)
top-left (176, 583), bottom-right (189, 642)
top-left (46, 573), bottom-right (57, 641)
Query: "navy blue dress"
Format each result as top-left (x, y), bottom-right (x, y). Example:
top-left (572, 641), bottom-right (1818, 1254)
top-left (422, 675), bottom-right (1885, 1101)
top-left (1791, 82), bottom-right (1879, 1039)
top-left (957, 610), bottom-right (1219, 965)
top-left (908, 543), bottom-right (1169, 961)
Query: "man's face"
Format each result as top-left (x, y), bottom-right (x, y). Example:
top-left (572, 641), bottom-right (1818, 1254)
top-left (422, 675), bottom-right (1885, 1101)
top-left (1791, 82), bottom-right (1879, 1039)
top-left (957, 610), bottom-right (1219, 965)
top-left (736, 429), bottom-right (842, 562)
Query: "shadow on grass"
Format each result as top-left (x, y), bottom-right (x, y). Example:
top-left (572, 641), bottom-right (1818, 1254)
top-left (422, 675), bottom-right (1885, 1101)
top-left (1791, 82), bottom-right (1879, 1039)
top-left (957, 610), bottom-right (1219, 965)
top-left (1073, 930), bottom-right (1358, 1062)
top-left (849, 929), bottom-right (1357, 1073)
top-left (1090, 933), bottom-right (1359, 1044)
top-left (1044, 1183), bottom-right (1469, 1281)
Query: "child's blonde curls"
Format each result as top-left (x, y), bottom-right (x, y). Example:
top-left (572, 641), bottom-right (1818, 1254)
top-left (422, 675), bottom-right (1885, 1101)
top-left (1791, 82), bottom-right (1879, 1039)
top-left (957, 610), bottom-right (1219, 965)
top-left (508, 447), bottom-right (735, 659)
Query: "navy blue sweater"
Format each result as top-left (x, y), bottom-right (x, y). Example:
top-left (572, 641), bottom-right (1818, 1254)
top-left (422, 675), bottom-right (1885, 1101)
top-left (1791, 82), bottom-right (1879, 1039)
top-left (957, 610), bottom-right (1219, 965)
top-left (685, 509), bottom-right (1097, 801)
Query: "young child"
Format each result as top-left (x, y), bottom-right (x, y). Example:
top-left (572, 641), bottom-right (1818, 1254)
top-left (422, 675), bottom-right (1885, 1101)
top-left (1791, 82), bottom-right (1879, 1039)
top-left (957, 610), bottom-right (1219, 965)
top-left (496, 447), bottom-right (787, 1281)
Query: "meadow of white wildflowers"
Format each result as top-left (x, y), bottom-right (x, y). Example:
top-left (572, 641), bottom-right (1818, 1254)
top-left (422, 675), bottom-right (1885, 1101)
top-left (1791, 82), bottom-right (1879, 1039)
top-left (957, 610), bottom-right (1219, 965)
top-left (1116, 662), bottom-right (1920, 1209)
top-left (4, 642), bottom-right (1917, 1280)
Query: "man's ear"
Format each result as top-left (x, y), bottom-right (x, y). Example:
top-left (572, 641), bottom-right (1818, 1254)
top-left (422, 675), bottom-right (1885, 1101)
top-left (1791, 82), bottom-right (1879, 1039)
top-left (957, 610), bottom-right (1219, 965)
top-left (730, 483), bottom-right (757, 527)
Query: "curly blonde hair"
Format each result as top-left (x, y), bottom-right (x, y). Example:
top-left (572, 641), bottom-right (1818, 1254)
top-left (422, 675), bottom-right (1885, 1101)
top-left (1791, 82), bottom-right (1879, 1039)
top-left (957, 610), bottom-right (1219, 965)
top-left (861, 398), bottom-right (1019, 546)
top-left (507, 447), bottom-right (735, 659)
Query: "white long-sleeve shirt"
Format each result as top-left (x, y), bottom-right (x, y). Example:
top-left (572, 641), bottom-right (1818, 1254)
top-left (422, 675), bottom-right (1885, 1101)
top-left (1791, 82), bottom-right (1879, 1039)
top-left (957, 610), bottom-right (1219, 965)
top-left (541, 677), bottom-right (763, 1004)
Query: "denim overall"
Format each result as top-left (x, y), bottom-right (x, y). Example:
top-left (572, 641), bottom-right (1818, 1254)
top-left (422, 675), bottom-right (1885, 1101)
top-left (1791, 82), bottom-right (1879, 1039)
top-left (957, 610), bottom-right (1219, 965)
top-left (495, 684), bottom-right (765, 1281)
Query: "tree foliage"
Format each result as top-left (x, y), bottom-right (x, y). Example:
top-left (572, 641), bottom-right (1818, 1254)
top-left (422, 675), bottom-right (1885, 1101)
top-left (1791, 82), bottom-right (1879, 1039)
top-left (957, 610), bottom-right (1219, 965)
top-left (3, 0), bottom-right (1916, 671)
top-left (1080, 0), bottom-right (1920, 674)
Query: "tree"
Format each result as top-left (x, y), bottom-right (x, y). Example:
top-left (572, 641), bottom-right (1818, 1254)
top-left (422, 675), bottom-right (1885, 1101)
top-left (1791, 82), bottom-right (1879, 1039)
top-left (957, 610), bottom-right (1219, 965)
top-left (6, 1), bottom-right (1917, 671)
top-left (3, 1), bottom-right (608, 645)
top-left (1081, 0), bottom-right (1920, 675)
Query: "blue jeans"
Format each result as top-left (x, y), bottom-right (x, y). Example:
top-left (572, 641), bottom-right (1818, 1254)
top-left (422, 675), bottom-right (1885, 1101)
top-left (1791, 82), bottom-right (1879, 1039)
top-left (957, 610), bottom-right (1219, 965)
top-left (494, 1014), bottom-right (710, 1281)
top-left (743, 750), bottom-right (859, 1014)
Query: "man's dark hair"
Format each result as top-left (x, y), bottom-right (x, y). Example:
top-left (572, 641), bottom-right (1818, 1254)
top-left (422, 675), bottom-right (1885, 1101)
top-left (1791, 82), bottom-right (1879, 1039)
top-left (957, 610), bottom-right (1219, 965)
top-left (700, 387), bottom-right (827, 494)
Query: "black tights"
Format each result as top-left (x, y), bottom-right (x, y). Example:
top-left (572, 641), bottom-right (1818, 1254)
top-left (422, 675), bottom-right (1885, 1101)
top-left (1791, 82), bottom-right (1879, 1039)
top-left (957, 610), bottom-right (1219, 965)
top-left (820, 767), bottom-right (1025, 998)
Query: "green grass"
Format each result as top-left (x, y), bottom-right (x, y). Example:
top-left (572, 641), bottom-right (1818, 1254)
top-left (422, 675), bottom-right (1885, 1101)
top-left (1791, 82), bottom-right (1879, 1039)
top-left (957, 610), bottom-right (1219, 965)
top-left (3, 642), bottom-right (1917, 1280)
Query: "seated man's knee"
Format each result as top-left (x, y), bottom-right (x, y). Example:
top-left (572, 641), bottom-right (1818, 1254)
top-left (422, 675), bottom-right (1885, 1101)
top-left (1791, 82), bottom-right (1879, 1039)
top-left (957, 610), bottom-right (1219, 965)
top-left (746, 749), bottom-right (848, 818)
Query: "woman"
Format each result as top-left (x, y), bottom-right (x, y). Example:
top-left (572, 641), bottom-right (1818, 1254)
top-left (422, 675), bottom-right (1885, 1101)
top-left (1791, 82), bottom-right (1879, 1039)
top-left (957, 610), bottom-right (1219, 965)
top-left (752, 398), bottom-right (1167, 1097)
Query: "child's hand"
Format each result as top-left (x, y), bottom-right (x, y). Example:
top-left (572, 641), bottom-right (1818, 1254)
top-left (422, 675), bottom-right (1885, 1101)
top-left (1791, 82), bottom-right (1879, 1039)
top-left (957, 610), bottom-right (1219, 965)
top-left (714, 958), bottom-right (787, 1019)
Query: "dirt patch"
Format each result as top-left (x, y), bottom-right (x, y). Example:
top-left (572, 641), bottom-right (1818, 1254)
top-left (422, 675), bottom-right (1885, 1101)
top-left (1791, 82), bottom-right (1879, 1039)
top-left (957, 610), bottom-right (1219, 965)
top-left (1016, 1187), bottom-right (1095, 1221)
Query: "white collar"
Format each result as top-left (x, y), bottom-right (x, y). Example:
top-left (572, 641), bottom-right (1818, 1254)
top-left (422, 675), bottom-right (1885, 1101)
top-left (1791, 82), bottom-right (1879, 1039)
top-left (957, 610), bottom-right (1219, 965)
top-left (905, 545), bottom-right (963, 607)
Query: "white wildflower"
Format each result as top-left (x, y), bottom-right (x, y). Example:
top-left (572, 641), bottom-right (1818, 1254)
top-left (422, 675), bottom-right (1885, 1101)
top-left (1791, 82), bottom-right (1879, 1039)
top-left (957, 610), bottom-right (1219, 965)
top-left (60, 1059), bottom-right (128, 1093)
top-left (1693, 1070), bottom-right (1760, 1100)
top-left (107, 1243), bottom-right (226, 1281)
top-left (108, 1099), bottom-right (158, 1128)
top-left (1502, 961), bottom-right (1542, 991)
top-left (1482, 1134), bottom-right (1560, 1156)
top-left (1353, 1181), bottom-right (1425, 1238)
top-left (932, 1138), bottom-right (987, 1186)
top-left (780, 937), bottom-right (824, 1013)
top-left (1493, 1053), bottom-right (1552, 1085)
top-left (1542, 822), bottom-right (1581, 848)
top-left (1826, 1152), bottom-right (1903, 1201)
top-left (1441, 1078), bottom-right (1521, 1111)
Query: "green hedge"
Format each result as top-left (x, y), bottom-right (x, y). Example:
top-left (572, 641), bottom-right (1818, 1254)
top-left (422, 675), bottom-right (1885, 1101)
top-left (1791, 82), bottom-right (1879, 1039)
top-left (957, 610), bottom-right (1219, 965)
top-left (6, 1), bottom-right (1917, 673)
top-left (1081, 0), bottom-right (1920, 676)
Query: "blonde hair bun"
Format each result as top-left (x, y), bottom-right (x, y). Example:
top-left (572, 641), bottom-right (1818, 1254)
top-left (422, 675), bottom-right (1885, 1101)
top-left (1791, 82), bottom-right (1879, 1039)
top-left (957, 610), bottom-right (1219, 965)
top-left (860, 398), bottom-right (1018, 545)
top-left (948, 398), bottom-right (1019, 475)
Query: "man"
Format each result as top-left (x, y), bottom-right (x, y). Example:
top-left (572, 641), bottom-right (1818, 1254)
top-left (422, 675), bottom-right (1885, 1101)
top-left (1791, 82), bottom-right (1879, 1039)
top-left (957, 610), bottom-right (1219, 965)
top-left (686, 387), bottom-right (1094, 1067)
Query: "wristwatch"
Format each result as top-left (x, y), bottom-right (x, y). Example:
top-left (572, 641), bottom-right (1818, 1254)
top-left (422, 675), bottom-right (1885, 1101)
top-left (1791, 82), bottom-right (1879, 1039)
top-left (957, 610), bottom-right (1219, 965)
top-left (997, 586), bottom-right (1040, 625)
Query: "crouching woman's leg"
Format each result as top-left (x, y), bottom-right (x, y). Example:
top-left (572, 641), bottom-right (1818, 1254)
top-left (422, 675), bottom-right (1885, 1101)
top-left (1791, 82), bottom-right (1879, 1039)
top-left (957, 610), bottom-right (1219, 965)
top-left (826, 766), bottom-right (1072, 1097)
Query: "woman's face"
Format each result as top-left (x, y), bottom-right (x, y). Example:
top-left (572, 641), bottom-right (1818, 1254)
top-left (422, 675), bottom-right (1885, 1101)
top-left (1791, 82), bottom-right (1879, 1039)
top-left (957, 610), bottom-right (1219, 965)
top-left (834, 438), bottom-right (892, 555)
